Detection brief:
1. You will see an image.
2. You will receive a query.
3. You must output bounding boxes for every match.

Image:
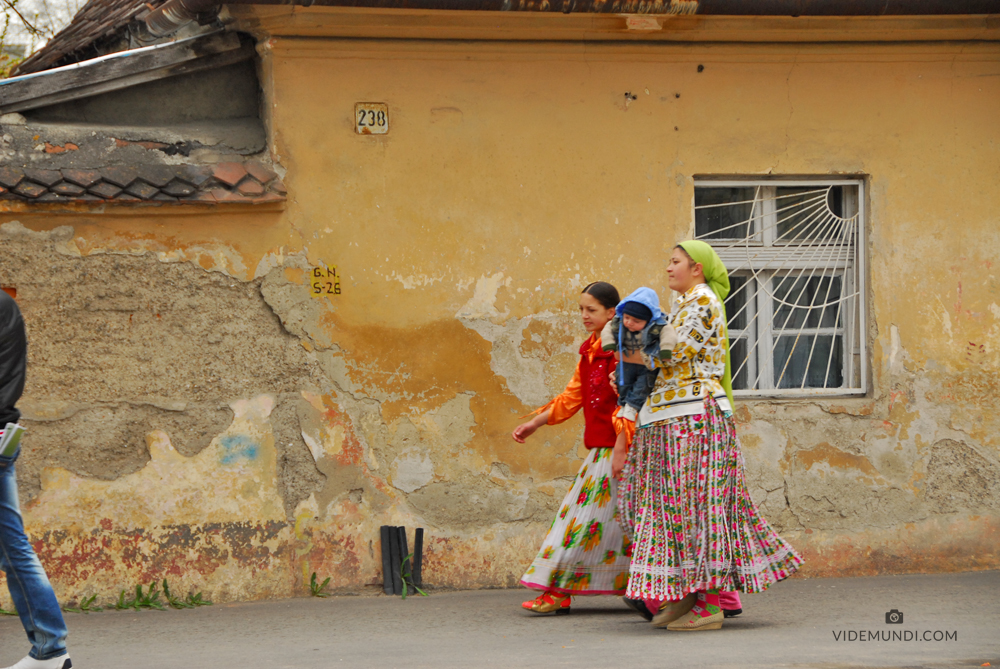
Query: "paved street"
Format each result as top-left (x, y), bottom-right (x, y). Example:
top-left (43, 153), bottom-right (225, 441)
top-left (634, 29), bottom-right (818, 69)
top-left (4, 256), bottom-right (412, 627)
top-left (2, 571), bottom-right (997, 668)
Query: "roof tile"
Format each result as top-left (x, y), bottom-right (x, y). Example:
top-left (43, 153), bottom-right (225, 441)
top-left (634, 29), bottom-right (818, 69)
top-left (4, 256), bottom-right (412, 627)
top-left (62, 169), bottom-right (103, 188)
top-left (51, 182), bottom-right (87, 196)
top-left (0, 167), bottom-right (23, 189)
top-left (88, 182), bottom-right (123, 199)
top-left (124, 180), bottom-right (160, 199)
top-left (138, 165), bottom-right (177, 188)
top-left (212, 162), bottom-right (248, 187)
top-left (13, 181), bottom-right (47, 198)
top-left (161, 179), bottom-right (197, 197)
top-left (237, 178), bottom-right (265, 196)
top-left (101, 166), bottom-right (139, 188)
top-left (2, 161), bottom-right (286, 207)
top-left (23, 169), bottom-right (63, 187)
top-left (245, 162), bottom-right (278, 184)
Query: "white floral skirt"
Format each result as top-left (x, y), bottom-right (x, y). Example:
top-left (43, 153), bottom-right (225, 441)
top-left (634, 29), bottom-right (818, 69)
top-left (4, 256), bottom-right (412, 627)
top-left (520, 447), bottom-right (632, 596)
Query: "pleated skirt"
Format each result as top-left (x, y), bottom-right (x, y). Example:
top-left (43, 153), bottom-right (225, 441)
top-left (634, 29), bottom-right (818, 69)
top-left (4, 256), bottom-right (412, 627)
top-left (520, 447), bottom-right (632, 596)
top-left (618, 397), bottom-right (803, 600)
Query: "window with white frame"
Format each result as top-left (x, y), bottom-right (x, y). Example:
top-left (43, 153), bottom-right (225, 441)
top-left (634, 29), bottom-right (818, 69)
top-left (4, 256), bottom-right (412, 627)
top-left (693, 179), bottom-right (866, 396)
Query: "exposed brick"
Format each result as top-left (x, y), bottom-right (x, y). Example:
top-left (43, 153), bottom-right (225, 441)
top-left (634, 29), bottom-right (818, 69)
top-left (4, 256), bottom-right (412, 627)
top-left (0, 167), bottom-right (23, 189)
top-left (45, 142), bottom-right (79, 153)
top-left (61, 169), bottom-right (103, 188)
top-left (23, 169), bottom-right (62, 187)
top-left (124, 180), bottom-right (160, 199)
top-left (208, 187), bottom-right (232, 201)
top-left (101, 166), bottom-right (138, 188)
top-left (88, 182), bottom-right (123, 199)
top-left (269, 178), bottom-right (287, 195)
top-left (13, 181), bottom-right (47, 198)
top-left (51, 182), bottom-right (87, 196)
top-left (212, 162), bottom-right (247, 187)
top-left (138, 165), bottom-right (176, 188)
top-left (244, 162), bottom-right (277, 184)
top-left (237, 178), bottom-right (265, 196)
top-left (114, 138), bottom-right (168, 150)
top-left (190, 191), bottom-right (219, 203)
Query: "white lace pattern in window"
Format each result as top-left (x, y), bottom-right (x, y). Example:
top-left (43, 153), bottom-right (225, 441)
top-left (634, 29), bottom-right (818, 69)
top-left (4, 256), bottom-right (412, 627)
top-left (694, 180), bottom-right (866, 397)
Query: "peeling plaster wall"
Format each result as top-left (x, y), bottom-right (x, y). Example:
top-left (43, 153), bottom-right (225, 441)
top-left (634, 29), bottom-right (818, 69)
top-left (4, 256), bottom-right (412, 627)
top-left (0, 36), bottom-right (998, 604)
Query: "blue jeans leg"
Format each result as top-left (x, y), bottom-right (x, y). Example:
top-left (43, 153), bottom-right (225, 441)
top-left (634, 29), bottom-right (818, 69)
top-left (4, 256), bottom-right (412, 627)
top-left (0, 458), bottom-right (68, 660)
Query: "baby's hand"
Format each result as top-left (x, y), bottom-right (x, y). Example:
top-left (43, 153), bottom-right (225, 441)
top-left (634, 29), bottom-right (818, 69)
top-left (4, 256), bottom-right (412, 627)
top-left (659, 324), bottom-right (678, 359)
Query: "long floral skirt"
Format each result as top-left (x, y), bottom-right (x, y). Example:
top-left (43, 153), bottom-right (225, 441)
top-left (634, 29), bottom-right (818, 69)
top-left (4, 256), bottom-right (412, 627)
top-left (520, 447), bottom-right (632, 596)
top-left (618, 398), bottom-right (803, 600)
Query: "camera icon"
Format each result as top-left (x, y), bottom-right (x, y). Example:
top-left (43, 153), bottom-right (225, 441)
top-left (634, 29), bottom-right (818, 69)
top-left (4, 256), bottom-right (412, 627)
top-left (885, 609), bottom-right (904, 624)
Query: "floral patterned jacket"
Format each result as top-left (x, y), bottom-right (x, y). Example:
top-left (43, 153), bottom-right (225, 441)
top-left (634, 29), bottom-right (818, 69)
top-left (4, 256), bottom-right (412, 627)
top-left (638, 283), bottom-right (731, 426)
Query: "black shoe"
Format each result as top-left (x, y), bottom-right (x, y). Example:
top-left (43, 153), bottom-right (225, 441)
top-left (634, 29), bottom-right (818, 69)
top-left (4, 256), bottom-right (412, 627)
top-left (723, 607), bottom-right (742, 618)
top-left (622, 597), bottom-right (653, 621)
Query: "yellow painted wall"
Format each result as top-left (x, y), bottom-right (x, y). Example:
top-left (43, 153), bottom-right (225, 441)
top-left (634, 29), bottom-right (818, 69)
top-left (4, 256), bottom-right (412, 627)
top-left (1, 15), bottom-right (998, 604)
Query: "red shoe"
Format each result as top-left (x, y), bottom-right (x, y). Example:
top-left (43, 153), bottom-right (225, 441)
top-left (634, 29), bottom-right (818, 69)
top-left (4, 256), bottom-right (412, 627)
top-left (522, 591), bottom-right (571, 615)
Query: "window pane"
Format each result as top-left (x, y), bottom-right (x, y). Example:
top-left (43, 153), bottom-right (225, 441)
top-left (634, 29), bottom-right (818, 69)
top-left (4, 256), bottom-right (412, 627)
top-left (695, 187), bottom-right (756, 240)
top-left (773, 335), bottom-right (843, 389)
top-left (730, 336), bottom-right (749, 390)
top-left (775, 187), bottom-right (836, 242)
top-left (772, 275), bottom-right (842, 329)
top-left (725, 275), bottom-right (750, 330)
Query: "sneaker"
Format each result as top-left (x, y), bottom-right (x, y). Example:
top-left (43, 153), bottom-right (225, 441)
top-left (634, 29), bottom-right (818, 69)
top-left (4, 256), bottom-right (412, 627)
top-left (2, 654), bottom-right (72, 669)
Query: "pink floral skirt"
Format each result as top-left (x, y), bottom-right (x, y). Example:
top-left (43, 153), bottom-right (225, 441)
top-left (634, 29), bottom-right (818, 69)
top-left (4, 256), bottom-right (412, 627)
top-left (618, 397), bottom-right (803, 600)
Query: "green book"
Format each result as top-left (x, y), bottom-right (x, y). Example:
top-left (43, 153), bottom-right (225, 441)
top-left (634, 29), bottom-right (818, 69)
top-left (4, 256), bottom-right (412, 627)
top-left (0, 423), bottom-right (25, 457)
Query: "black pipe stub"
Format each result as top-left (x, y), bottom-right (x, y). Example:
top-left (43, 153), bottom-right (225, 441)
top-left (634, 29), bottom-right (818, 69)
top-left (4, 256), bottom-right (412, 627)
top-left (380, 525), bottom-right (425, 595)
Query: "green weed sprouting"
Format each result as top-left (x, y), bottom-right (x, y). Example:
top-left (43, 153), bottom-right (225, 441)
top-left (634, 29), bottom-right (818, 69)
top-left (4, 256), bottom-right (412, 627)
top-left (62, 594), bottom-right (102, 614)
top-left (163, 579), bottom-right (193, 609)
top-left (400, 553), bottom-right (427, 600)
top-left (113, 582), bottom-right (165, 611)
top-left (309, 572), bottom-right (331, 598)
top-left (185, 591), bottom-right (212, 607)
top-left (0, 602), bottom-right (17, 616)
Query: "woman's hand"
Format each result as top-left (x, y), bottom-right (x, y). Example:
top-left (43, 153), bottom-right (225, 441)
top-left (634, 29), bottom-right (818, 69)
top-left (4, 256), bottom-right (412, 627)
top-left (612, 431), bottom-right (628, 477)
top-left (512, 412), bottom-right (549, 443)
top-left (609, 368), bottom-right (617, 392)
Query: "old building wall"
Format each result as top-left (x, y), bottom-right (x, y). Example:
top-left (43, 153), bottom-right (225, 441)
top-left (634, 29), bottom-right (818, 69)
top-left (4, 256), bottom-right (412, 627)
top-left (0, 31), bottom-right (998, 605)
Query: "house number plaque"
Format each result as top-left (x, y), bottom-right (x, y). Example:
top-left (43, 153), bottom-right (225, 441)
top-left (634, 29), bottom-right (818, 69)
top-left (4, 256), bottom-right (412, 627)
top-left (355, 103), bottom-right (388, 135)
top-left (310, 265), bottom-right (341, 297)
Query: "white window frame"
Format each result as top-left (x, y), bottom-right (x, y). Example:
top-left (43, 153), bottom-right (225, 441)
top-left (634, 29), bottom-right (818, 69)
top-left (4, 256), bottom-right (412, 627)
top-left (693, 179), bottom-right (867, 399)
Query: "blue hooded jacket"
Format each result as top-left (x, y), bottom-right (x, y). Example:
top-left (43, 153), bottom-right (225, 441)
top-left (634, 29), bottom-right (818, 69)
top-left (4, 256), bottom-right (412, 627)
top-left (615, 287), bottom-right (667, 379)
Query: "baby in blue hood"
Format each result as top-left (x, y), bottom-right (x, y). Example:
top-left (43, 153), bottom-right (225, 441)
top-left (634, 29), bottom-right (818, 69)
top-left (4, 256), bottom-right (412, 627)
top-left (600, 287), bottom-right (678, 421)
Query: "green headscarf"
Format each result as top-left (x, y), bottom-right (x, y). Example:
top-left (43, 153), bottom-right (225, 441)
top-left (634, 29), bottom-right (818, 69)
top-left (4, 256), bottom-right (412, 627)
top-left (677, 240), bottom-right (734, 408)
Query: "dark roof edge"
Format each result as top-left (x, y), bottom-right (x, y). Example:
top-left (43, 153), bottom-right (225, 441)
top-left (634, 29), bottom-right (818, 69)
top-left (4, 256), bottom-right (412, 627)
top-left (16, 0), bottom-right (1000, 77)
top-left (162, 0), bottom-right (1000, 17)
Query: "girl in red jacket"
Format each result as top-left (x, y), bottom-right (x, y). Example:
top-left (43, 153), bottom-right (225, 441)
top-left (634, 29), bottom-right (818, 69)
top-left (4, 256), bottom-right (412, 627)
top-left (512, 281), bottom-right (632, 615)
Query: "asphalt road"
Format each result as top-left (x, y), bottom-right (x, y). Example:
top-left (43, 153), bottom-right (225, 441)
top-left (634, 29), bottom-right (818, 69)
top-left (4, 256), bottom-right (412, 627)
top-left (1, 571), bottom-right (997, 668)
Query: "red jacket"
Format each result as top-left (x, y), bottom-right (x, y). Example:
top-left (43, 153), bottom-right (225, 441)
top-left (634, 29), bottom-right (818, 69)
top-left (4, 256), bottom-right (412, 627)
top-left (539, 334), bottom-right (620, 449)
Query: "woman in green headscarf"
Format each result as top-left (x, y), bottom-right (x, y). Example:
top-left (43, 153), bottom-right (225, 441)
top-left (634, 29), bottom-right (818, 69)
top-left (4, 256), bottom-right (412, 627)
top-left (614, 240), bottom-right (803, 631)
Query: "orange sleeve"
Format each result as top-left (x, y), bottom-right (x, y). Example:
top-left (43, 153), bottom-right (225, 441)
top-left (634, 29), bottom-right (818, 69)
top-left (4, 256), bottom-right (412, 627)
top-left (526, 363), bottom-right (584, 426)
top-left (613, 412), bottom-right (636, 449)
